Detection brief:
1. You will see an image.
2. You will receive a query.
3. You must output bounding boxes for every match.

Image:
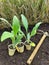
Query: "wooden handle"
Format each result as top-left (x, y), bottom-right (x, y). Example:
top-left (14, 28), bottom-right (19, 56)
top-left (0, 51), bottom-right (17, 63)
top-left (27, 32), bottom-right (48, 65)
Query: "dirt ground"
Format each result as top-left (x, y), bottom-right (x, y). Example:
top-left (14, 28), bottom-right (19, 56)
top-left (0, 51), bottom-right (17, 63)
top-left (0, 23), bottom-right (49, 65)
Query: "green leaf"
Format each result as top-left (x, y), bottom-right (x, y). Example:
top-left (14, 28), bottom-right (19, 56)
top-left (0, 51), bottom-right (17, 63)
top-left (34, 22), bottom-right (42, 30)
top-left (21, 14), bottom-right (28, 32)
top-left (12, 16), bottom-right (20, 36)
top-left (27, 33), bottom-right (30, 42)
top-left (19, 29), bottom-right (26, 38)
top-left (30, 42), bottom-right (35, 47)
top-left (14, 33), bottom-right (23, 46)
top-left (1, 31), bottom-right (14, 42)
top-left (31, 28), bottom-right (37, 36)
top-left (31, 22), bottom-right (42, 36)
top-left (17, 33), bottom-right (23, 40)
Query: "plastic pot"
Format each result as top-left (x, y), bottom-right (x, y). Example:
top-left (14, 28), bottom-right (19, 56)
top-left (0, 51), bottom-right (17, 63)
top-left (16, 42), bottom-right (24, 53)
top-left (8, 44), bottom-right (16, 56)
top-left (25, 43), bottom-right (31, 50)
top-left (25, 41), bottom-right (31, 50)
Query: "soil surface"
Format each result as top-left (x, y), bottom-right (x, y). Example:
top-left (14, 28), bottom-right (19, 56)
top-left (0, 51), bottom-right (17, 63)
top-left (0, 23), bottom-right (49, 65)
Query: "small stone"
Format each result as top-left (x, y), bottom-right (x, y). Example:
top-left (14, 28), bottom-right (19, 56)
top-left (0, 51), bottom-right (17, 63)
top-left (38, 56), bottom-right (40, 58)
top-left (12, 60), bottom-right (16, 63)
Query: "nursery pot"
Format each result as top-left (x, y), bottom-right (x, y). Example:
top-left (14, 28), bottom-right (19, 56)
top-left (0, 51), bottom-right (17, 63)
top-left (25, 42), bottom-right (31, 50)
top-left (8, 44), bottom-right (16, 56)
top-left (16, 42), bottom-right (24, 53)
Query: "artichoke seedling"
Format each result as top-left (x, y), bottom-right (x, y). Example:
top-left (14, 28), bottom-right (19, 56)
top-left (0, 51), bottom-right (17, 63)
top-left (0, 16), bottom-right (24, 55)
top-left (21, 14), bottom-right (42, 50)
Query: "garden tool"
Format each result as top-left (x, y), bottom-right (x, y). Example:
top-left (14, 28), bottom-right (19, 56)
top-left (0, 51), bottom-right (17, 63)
top-left (27, 32), bottom-right (49, 65)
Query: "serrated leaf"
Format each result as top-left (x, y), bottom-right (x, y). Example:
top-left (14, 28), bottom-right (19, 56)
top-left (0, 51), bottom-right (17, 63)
top-left (12, 16), bottom-right (20, 36)
top-left (21, 14), bottom-right (28, 32)
top-left (31, 22), bottom-right (42, 36)
top-left (1, 31), bottom-right (14, 42)
top-left (30, 42), bottom-right (35, 47)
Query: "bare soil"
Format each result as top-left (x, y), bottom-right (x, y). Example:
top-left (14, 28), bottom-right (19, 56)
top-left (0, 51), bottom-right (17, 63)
top-left (0, 23), bottom-right (49, 65)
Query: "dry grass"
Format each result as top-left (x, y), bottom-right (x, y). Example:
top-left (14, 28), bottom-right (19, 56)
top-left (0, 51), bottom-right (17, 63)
top-left (0, 0), bottom-right (49, 29)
